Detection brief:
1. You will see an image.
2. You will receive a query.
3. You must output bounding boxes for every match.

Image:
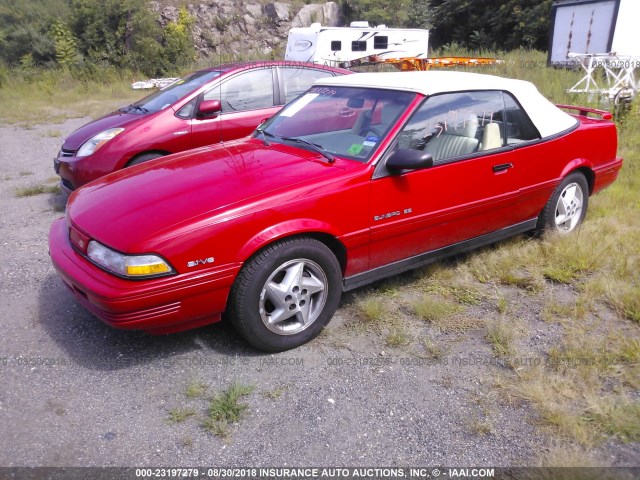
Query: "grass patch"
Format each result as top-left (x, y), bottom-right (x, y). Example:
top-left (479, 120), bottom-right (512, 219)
top-left (19, 171), bottom-right (33, 176)
top-left (15, 184), bottom-right (61, 197)
top-left (262, 386), bottom-right (286, 400)
top-left (485, 320), bottom-right (515, 358)
top-left (203, 418), bottom-right (231, 438)
top-left (412, 295), bottom-right (461, 323)
top-left (385, 328), bottom-right (410, 347)
top-left (204, 382), bottom-right (254, 436)
top-left (542, 298), bottom-right (587, 323)
top-left (185, 379), bottom-right (208, 399)
top-left (0, 68), bottom-right (142, 126)
top-left (604, 280), bottom-right (640, 323)
top-left (420, 338), bottom-right (447, 359)
top-left (356, 296), bottom-right (388, 323)
top-left (448, 285), bottom-right (485, 305)
top-left (584, 396), bottom-right (640, 442)
top-left (468, 417), bottom-right (493, 436)
top-left (167, 407), bottom-right (196, 423)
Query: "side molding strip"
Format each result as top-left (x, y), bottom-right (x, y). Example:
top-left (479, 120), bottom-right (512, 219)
top-left (343, 218), bottom-right (538, 291)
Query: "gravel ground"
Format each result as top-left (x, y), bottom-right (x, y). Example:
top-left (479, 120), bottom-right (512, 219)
top-left (0, 120), bottom-right (634, 469)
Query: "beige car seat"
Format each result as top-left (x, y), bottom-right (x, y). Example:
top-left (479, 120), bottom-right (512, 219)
top-left (424, 114), bottom-right (479, 164)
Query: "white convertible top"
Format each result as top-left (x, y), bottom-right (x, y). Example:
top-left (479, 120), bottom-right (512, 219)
top-left (316, 71), bottom-right (577, 138)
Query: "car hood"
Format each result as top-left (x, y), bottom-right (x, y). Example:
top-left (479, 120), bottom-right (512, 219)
top-left (67, 140), bottom-right (349, 251)
top-left (62, 110), bottom-right (148, 151)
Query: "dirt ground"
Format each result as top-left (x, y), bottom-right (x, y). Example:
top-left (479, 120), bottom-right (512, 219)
top-left (0, 119), bottom-right (638, 470)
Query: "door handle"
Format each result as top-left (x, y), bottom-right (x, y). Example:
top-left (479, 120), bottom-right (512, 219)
top-left (493, 163), bottom-right (513, 173)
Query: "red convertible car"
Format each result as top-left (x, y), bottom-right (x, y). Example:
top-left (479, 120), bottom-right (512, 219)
top-left (54, 61), bottom-right (349, 192)
top-left (49, 71), bottom-right (622, 351)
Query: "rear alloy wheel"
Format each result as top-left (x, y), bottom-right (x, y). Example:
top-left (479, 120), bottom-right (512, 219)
top-left (536, 172), bottom-right (589, 235)
top-left (228, 238), bottom-right (342, 351)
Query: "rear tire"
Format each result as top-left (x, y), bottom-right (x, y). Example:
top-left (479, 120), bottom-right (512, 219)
top-left (127, 152), bottom-right (165, 167)
top-left (536, 172), bottom-right (589, 235)
top-left (228, 237), bottom-right (342, 352)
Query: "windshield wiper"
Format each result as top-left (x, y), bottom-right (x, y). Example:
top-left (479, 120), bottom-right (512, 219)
top-left (120, 104), bottom-right (149, 114)
top-left (256, 129), bottom-right (271, 147)
top-left (281, 136), bottom-right (335, 163)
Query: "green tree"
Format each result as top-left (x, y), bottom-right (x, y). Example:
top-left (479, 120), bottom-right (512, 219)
top-left (161, 6), bottom-right (195, 71)
top-left (341, 0), bottom-right (409, 27)
top-left (51, 20), bottom-right (81, 67)
top-left (407, 0), bottom-right (433, 30)
top-left (0, 0), bottom-right (68, 66)
top-left (69, 0), bottom-right (195, 76)
top-left (428, 0), bottom-right (553, 51)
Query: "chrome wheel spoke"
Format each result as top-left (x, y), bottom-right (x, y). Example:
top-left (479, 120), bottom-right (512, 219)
top-left (300, 269), bottom-right (325, 296)
top-left (259, 258), bottom-right (329, 335)
top-left (554, 182), bottom-right (584, 233)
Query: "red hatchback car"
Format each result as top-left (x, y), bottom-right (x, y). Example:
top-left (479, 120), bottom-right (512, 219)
top-left (49, 71), bottom-right (622, 351)
top-left (54, 61), bottom-right (350, 192)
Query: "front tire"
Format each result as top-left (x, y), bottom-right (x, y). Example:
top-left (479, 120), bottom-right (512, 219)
top-left (536, 172), bottom-right (589, 235)
top-left (228, 237), bottom-right (342, 352)
top-left (127, 152), bottom-right (165, 167)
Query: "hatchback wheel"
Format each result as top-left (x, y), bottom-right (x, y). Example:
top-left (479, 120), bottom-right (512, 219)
top-left (228, 237), bottom-right (342, 351)
top-left (127, 152), bottom-right (165, 167)
top-left (536, 172), bottom-right (589, 235)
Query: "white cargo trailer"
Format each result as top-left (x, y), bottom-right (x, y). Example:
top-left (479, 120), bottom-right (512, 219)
top-left (549, 0), bottom-right (640, 64)
top-left (285, 22), bottom-right (429, 66)
top-left (549, 0), bottom-right (640, 102)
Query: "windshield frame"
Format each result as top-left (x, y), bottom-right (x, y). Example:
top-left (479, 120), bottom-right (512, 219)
top-left (259, 86), bottom-right (416, 164)
top-left (126, 70), bottom-right (223, 114)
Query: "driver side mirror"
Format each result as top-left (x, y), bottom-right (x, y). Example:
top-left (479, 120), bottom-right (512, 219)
top-left (386, 149), bottom-right (433, 173)
top-left (197, 99), bottom-right (222, 117)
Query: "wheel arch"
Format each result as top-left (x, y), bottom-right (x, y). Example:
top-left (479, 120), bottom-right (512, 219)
top-left (572, 166), bottom-right (595, 195)
top-left (124, 150), bottom-right (172, 168)
top-left (561, 159), bottom-right (595, 194)
top-left (237, 222), bottom-right (348, 275)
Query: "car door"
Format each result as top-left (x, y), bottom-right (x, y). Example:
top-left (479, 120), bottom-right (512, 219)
top-left (368, 91), bottom-right (528, 269)
top-left (190, 68), bottom-right (280, 147)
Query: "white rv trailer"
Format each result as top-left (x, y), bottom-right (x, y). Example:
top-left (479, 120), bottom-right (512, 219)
top-left (285, 22), bottom-right (429, 67)
top-left (548, 0), bottom-right (640, 102)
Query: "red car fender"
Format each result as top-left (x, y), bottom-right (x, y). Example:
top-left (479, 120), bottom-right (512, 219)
top-left (236, 218), bottom-right (344, 263)
top-left (559, 157), bottom-right (595, 193)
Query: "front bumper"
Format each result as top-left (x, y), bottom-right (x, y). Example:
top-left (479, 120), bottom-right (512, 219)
top-left (54, 150), bottom-right (120, 193)
top-left (48, 218), bottom-right (240, 334)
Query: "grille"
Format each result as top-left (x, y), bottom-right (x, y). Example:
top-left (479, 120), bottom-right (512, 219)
top-left (61, 178), bottom-right (75, 191)
top-left (59, 148), bottom-right (76, 157)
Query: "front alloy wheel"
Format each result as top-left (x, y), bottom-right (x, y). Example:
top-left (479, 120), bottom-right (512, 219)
top-left (259, 258), bottom-right (328, 335)
top-left (229, 237), bottom-right (342, 351)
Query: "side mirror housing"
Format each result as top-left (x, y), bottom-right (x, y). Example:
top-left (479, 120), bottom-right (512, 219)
top-left (197, 99), bottom-right (222, 117)
top-left (386, 149), bottom-right (433, 173)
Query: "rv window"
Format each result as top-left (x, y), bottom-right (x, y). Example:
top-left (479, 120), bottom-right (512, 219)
top-left (351, 40), bottom-right (367, 52)
top-left (374, 36), bottom-right (388, 49)
top-left (331, 41), bottom-right (342, 51)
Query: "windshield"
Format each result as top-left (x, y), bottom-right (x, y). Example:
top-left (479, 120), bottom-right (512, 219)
top-left (261, 86), bottom-right (415, 162)
top-left (125, 70), bottom-right (222, 113)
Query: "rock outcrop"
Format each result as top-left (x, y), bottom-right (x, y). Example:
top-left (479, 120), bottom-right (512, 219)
top-left (152, 1), bottom-right (343, 60)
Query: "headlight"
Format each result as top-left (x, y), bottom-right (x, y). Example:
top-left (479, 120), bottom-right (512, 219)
top-left (87, 240), bottom-right (174, 278)
top-left (76, 128), bottom-right (125, 157)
